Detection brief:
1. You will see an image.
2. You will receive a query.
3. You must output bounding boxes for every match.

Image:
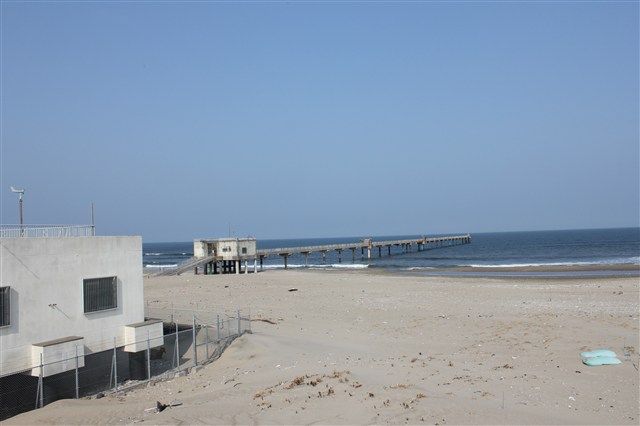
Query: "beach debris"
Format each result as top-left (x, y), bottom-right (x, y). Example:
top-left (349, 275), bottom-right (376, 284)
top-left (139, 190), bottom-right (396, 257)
top-left (580, 349), bottom-right (621, 366)
top-left (288, 288), bottom-right (298, 292)
top-left (152, 401), bottom-right (182, 413)
top-left (251, 318), bottom-right (278, 324)
top-left (388, 384), bottom-right (410, 389)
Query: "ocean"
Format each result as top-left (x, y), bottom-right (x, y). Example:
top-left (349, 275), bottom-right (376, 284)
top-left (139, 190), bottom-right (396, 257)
top-left (143, 227), bottom-right (640, 277)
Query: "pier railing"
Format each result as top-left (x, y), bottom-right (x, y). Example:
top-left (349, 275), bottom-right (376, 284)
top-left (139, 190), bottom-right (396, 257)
top-left (257, 234), bottom-right (472, 257)
top-left (0, 225), bottom-right (96, 238)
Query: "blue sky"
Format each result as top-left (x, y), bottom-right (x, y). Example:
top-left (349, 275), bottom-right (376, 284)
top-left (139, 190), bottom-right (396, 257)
top-left (1, 1), bottom-right (638, 242)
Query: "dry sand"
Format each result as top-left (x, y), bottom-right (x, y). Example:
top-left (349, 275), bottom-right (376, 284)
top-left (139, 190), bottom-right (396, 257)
top-left (6, 269), bottom-right (639, 425)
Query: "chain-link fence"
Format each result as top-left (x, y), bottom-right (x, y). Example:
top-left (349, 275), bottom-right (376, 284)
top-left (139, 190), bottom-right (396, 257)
top-left (0, 307), bottom-right (251, 421)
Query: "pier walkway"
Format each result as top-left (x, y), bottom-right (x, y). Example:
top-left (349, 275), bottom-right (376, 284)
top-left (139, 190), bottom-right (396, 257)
top-left (258, 235), bottom-right (471, 269)
top-left (160, 234), bottom-right (471, 275)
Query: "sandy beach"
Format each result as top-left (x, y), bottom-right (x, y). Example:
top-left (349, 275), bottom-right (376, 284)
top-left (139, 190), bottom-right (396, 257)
top-left (6, 269), bottom-right (639, 425)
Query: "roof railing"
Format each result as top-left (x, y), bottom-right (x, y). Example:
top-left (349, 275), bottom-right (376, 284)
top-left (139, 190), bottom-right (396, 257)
top-left (0, 225), bottom-right (96, 238)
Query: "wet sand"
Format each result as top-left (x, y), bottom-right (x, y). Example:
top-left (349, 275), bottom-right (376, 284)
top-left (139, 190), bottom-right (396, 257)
top-left (6, 269), bottom-right (639, 425)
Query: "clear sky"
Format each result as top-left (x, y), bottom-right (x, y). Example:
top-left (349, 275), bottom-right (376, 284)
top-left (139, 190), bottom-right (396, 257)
top-left (1, 1), bottom-right (638, 242)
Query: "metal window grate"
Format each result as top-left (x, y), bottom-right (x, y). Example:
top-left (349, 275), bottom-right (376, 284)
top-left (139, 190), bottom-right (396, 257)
top-left (83, 277), bottom-right (117, 313)
top-left (0, 286), bottom-right (10, 326)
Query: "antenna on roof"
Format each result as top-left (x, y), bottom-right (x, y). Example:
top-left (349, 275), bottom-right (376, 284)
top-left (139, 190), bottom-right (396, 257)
top-left (10, 186), bottom-right (25, 225)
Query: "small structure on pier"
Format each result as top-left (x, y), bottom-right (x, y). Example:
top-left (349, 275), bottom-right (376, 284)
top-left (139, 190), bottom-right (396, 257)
top-left (193, 237), bottom-right (257, 274)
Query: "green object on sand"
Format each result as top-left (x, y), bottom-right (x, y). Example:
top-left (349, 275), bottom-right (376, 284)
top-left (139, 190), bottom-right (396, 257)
top-left (580, 349), bottom-right (617, 358)
top-left (582, 356), bottom-right (621, 366)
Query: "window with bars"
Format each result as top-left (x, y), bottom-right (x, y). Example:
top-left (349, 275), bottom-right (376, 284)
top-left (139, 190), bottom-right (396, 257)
top-left (83, 277), bottom-right (117, 313)
top-left (0, 286), bottom-right (9, 327)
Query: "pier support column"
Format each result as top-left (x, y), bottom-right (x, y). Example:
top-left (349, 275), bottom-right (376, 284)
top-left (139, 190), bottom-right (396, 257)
top-left (351, 248), bottom-right (356, 263)
top-left (367, 247), bottom-right (371, 259)
top-left (302, 252), bottom-right (309, 267)
top-left (254, 257), bottom-right (257, 273)
top-left (337, 250), bottom-right (342, 264)
top-left (260, 256), bottom-right (264, 271)
top-left (235, 260), bottom-right (240, 274)
top-left (322, 251), bottom-right (327, 264)
top-left (244, 259), bottom-right (248, 274)
top-left (378, 247), bottom-right (381, 257)
top-left (388, 245), bottom-right (391, 256)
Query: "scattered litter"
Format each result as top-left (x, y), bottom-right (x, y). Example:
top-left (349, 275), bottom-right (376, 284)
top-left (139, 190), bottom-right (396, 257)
top-left (580, 349), bottom-right (621, 366)
top-left (152, 401), bottom-right (182, 413)
top-left (252, 318), bottom-right (278, 324)
top-left (288, 288), bottom-right (298, 292)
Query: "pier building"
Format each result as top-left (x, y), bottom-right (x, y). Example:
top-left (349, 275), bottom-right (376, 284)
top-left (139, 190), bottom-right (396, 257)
top-left (193, 237), bottom-right (257, 274)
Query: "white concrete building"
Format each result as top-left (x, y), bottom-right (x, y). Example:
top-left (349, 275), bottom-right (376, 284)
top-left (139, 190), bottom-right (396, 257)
top-left (0, 226), bottom-right (162, 379)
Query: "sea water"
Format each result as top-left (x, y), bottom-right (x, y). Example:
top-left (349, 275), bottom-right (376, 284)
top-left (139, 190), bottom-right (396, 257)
top-left (143, 227), bottom-right (639, 277)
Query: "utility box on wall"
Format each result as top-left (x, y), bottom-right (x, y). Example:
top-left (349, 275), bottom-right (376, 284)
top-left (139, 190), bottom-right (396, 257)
top-left (31, 336), bottom-right (85, 377)
top-left (123, 320), bottom-right (164, 352)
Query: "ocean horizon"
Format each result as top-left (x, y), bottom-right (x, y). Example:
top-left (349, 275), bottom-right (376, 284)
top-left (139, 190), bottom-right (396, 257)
top-left (143, 227), bottom-right (639, 277)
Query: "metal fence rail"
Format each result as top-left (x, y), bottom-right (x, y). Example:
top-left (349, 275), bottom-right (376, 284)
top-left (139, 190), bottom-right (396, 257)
top-left (0, 307), bottom-right (251, 421)
top-left (0, 225), bottom-right (96, 238)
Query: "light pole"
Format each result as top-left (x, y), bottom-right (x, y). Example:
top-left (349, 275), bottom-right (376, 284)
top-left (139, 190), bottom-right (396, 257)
top-left (10, 186), bottom-right (25, 226)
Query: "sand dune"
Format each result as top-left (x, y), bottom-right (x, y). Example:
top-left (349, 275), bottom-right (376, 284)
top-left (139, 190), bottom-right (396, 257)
top-left (6, 270), bottom-right (639, 425)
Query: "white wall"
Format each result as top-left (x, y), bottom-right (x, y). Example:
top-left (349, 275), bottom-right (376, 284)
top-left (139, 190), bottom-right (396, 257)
top-left (0, 236), bottom-right (143, 375)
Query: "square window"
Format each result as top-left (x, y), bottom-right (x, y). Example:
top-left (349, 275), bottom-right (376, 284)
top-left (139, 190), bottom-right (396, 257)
top-left (83, 277), bottom-right (117, 313)
top-left (0, 286), bottom-right (10, 327)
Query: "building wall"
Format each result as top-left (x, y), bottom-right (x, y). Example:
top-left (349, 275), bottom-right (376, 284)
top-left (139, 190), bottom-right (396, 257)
top-left (214, 238), bottom-right (256, 260)
top-left (193, 238), bottom-right (257, 261)
top-left (0, 236), bottom-right (143, 376)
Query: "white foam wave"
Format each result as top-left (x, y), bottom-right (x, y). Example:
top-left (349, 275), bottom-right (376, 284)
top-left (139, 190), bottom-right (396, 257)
top-left (144, 264), bottom-right (177, 269)
top-left (261, 263), bottom-right (369, 270)
top-left (467, 258), bottom-right (639, 268)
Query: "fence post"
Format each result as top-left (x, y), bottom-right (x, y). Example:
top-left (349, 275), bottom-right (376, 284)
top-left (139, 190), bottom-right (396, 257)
top-left (216, 315), bottom-right (220, 343)
top-left (237, 309), bottom-right (241, 337)
top-left (175, 320), bottom-right (180, 370)
top-left (147, 330), bottom-right (151, 383)
top-left (75, 345), bottom-right (79, 399)
top-left (36, 354), bottom-right (44, 409)
top-left (205, 324), bottom-right (209, 360)
top-left (113, 337), bottom-right (118, 393)
top-left (192, 315), bottom-right (198, 367)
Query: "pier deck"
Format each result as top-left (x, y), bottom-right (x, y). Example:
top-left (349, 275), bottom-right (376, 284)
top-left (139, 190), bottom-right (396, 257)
top-left (257, 234), bottom-right (471, 269)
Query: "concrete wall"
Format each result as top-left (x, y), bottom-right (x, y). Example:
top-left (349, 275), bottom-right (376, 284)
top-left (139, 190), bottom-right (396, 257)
top-left (0, 236), bottom-right (143, 376)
